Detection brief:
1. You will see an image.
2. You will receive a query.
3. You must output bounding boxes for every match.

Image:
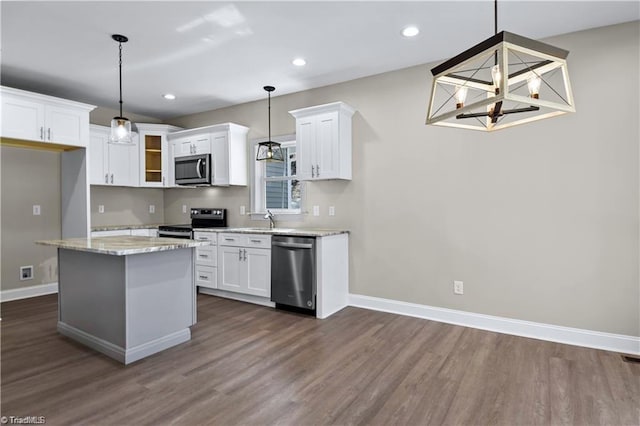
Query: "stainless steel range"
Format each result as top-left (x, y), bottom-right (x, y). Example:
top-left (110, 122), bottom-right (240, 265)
top-left (158, 208), bottom-right (227, 239)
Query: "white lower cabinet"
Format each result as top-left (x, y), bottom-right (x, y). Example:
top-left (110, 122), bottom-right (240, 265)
top-left (193, 231), bottom-right (217, 289)
top-left (218, 233), bottom-right (271, 298)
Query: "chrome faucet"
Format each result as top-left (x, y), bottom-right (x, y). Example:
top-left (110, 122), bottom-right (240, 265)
top-left (264, 210), bottom-right (276, 229)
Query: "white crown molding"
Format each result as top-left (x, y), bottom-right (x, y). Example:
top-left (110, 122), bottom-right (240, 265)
top-left (349, 294), bottom-right (640, 356)
top-left (1, 283), bottom-right (58, 302)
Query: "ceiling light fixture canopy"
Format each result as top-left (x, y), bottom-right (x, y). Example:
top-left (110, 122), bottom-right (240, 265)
top-left (426, 0), bottom-right (575, 132)
top-left (256, 85), bottom-right (284, 162)
top-left (110, 34), bottom-right (133, 143)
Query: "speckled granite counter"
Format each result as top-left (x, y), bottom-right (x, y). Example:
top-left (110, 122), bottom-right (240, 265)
top-left (91, 224), bottom-right (162, 232)
top-left (37, 236), bottom-right (209, 256)
top-left (193, 227), bottom-right (349, 237)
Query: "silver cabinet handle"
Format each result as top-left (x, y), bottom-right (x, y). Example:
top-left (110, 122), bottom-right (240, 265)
top-left (311, 165), bottom-right (315, 178)
top-left (242, 249), bottom-right (247, 261)
top-left (316, 164), bottom-right (320, 177)
top-left (225, 238), bottom-right (235, 241)
top-left (110, 174), bottom-right (114, 184)
top-left (40, 127), bottom-right (44, 140)
top-left (199, 254), bottom-right (209, 258)
top-left (105, 173), bottom-right (109, 184)
top-left (238, 248), bottom-right (242, 261)
top-left (250, 239), bottom-right (262, 243)
top-left (199, 275), bottom-right (208, 280)
top-left (47, 128), bottom-right (51, 140)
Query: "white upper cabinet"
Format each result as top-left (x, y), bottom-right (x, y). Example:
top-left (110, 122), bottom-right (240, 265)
top-left (89, 124), bottom-right (139, 186)
top-left (289, 102), bottom-right (355, 181)
top-left (136, 123), bottom-right (182, 188)
top-left (169, 123), bottom-right (248, 186)
top-left (1, 86), bottom-right (94, 147)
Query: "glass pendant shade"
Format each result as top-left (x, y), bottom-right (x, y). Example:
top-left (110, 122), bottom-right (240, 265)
top-left (110, 116), bottom-right (132, 143)
top-left (256, 141), bottom-right (284, 161)
top-left (426, 31), bottom-right (575, 131)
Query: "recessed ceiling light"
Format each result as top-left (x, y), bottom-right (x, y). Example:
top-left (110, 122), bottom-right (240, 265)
top-left (292, 58), bottom-right (306, 67)
top-left (162, 93), bottom-right (176, 100)
top-left (402, 26), bottom-right (419, 38)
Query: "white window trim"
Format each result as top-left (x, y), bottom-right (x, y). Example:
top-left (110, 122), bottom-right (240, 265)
top-left (250, 134), bottom-right (306, 222)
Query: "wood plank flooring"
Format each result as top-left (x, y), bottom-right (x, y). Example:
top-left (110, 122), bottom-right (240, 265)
top-left (1, 294), bottom-right (638, 425)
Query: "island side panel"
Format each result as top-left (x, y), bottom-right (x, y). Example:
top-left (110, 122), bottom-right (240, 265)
top-left (125, 248), bottom-right (194, 348)
top-left (316, 233), bottom-right (349, 319)
top-left (58, 249), bottom-right (126, 347)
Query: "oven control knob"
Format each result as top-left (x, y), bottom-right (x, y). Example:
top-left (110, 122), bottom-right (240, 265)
top-left (307, 301), bottom-right (312, 307)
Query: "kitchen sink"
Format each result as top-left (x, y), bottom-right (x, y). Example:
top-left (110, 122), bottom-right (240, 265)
top-left (231, 227), bottom-right (299, 233)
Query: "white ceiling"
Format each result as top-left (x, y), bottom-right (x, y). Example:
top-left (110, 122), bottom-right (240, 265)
top-left (1, 1), bottom-right (638, 120)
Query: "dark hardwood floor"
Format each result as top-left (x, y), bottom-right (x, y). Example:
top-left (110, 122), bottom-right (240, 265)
top-left (1, 294), bottom-right (638, 425)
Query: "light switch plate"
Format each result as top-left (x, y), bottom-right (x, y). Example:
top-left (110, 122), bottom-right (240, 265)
top-left (149, 204), bottom-right (155, 214)
top-left (313, 205), bottom-right (320, 216)
top-left (33, 205), bottom-right (41, 215)
top-left (240, 205), bottom-right (246, 215)
top-left (182, 205), bottom-right (187, 214)
top-left (98, 205), bottom-right (105, 214)
top-left (329, 206), bottom-right (335, 216)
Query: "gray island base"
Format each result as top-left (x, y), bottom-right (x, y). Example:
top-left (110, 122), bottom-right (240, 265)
top-left (37, 236), bottom-right (209, 364)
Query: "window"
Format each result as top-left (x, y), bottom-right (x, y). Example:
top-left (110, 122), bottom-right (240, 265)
top-left (252, 137), bottom-right (304, 216)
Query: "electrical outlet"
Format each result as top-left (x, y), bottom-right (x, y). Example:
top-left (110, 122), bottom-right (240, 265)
top-left (33, 205), bottom-right (41, 215)
top-left (454, 280), bottom-right (464, 295)
top-left (149, 204), bottom-right (155, 214)
top-left (98, 205), bottom-right (105, 214)
top-left (182, 205), bottom-right (187, 214)
top-left (328, 206), bottom-right (336, 216)
top-left (313, 205), bottom-right (320, 216)
top-left (240, 205), bottom-right (246, 215)
top-left (20, 265), bottom-right (34, 281)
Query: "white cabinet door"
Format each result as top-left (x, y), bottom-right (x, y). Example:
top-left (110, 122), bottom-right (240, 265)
top-left (315, 112), bottom-right (340, 179)
top-left (245, 248), bottom-right (271, 298)
top-left (108, 141), bottom-right (137, 186)
top-left (89, 127), bottom-right (109, 185)
top-left (296, 118), bottom-right (315, 180)
top-left (45, 105), bottom-right (85, 146)
top-left (192, 134), bottom-right (211, 154)
top-left (219, 246), bottom-right (243, 293)
top-left (1, 95), bottom-right (45, 141)
top-left (212, 131), bottom-right (229, 185)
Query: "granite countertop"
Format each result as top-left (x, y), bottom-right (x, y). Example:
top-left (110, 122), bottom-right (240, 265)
top-left (193, 227), bottom-right (349, 237)
top-left (91, 224), bottom-right (163, 232)
top-left (37, 236), bottom-right (209, 256)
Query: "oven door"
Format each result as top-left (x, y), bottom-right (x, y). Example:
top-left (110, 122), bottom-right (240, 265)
top-left (175, 154), bottom-right (211, 185)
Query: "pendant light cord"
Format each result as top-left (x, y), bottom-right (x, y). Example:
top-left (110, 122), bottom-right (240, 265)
top-left (267, 91), bottom-right (271, 140)
top-left (494, 0), bottom-right (498, 65)
top-left (118, 41), bottom-right (124, 118)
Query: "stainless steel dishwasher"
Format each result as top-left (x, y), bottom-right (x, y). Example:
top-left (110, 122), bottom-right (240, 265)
top-left (271, 235), bottom-right (316, 311)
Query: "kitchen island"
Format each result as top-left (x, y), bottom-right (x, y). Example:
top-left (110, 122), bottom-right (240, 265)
top-left (37, 236), bottom-right (210, 364)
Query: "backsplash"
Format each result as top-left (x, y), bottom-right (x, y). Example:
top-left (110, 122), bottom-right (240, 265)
top-left (90, 186), bottom-right (165, 227)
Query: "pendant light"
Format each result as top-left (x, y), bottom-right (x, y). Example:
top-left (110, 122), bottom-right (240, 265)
top-left (256, 86), bottom-right (284, 162)
top-left (426, 0), bottom-right (575, 131)
top-left (110, 34), bottom-right (133, 143)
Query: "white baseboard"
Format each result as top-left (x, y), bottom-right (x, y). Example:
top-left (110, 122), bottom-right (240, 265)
top-left (1, 282), bottom-right (58, 302)
top-left (349, 294), bottom-right (640, 356)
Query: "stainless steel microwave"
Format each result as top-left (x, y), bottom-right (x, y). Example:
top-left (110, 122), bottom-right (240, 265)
top-left (175, 154), bottom-right (212, 186)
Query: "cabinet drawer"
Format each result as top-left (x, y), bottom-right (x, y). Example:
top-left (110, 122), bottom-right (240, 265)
top-left (193, 231), bottom-right (217, 245)
top-left (195, 265), bottom-right (217, 289)
top-left (219, 233), bottom-right (244, 247)
top-left (219, 233), bottom-right (271, 248)
top-left (196, 246), bottom-right (217, 267)
top-left (244, 235), bottom-right (271, 248)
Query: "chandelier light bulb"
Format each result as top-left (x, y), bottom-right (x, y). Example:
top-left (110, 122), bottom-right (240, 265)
top-left (491, 65), bottom-right (502, 94)
top-left (527, 76), bottom-right (541, 99)
top-left (454, 86), bottom-right (468, 109)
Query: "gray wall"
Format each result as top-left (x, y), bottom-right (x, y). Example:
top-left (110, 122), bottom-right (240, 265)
top-left (165, 22), bottom-right (639, 336)
top-left (90, 186), bottom-right (165, 227)
top-left (1, 146), bottom-right (61, 291)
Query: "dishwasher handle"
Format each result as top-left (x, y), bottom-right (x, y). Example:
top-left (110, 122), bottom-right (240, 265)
top-left (272, 241), bottom-right (314, 249)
